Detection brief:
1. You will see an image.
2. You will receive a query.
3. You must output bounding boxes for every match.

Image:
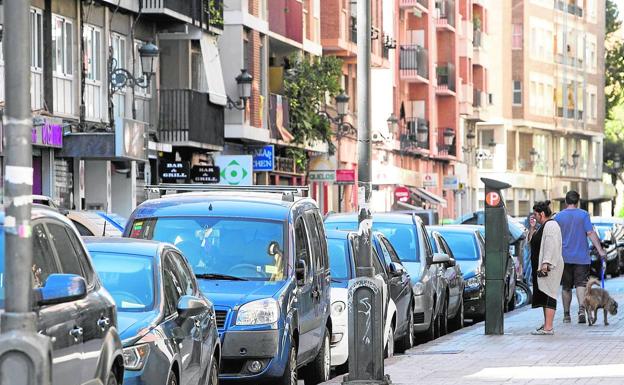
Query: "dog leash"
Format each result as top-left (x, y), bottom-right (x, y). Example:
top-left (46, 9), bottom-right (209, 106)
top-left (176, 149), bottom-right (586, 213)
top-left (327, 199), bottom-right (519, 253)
top-left (601, 258), bottom-right (606, 289)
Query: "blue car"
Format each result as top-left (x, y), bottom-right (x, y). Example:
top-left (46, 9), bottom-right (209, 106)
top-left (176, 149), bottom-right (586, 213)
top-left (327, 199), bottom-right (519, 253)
top-left (85, 238), bottom-right (220, 385)
top-left (124, 190), bottom-right (332, 385)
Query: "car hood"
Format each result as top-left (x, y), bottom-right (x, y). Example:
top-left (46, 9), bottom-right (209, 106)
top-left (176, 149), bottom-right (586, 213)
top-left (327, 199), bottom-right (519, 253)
top-left (118, 310), bottom-right (161, 345)
top-left (457, 260), bottom-right (481, 279)
top-left (198, 279), bottom-right (286, 308)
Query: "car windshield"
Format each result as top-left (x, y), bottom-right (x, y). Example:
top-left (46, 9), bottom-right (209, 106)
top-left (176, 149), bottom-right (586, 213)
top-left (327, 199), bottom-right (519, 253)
top-left (595, 225), bottom-right (612, 240)
top-left (90, 251), bottom-right (155, 312)
top-left (439, 232), bottom-right (479, 261)
top-left (327, 238), bottom-right (351, 280)
top-left (131, 217), bottom-right (286, 281)
top-left (325, 221), bottom-right (419, 262)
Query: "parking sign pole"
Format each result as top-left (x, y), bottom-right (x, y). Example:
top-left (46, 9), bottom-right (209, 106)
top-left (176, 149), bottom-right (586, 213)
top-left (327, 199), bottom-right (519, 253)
top-left (342, 0), bottom-right (390, 383)
top-left (0, 1), bottom-right (52, 384)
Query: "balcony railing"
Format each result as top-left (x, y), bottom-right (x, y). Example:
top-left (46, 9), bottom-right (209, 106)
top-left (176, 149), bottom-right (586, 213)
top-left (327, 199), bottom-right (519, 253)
top-left (435, 0), bottom-right (455, 28)
top-left (557, 107), bottom-right (583, 120)
top-left (438, 142), bottom-right (457, 157)
top-left (405, 117), bottom-right (429, 150)
top-left (141, 0), bottom-right (224, 29)
top-left (269, 93), bottom-right (293, 142)
top-left (400, 0), bottom-right (429, 8)
top-left (158, 89), bottom-right (224, 147)
top-left (555, 0), bottom-right (583, 17)
top-left (400, 45), bottom-right (429, 78)
top-left (473, 29), bottom-right (483, 48)
top-left (436, 62), bottom-right (455, 92)
top-left (275, 156), bottom-right (305, 175)
top-left (269, 0), bottom-right (304, 43)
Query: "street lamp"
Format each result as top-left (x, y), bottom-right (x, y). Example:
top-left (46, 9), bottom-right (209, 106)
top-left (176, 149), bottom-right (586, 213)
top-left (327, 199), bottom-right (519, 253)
top-left (227, 69), bottom-right (253, 110)
top-left (488, 138), bottom-right (497, 150)
top-left (442, 127), bottom-right (455, 149)
top-left (571, 150), bottom-right (580, 169)
top-left (335, 91), bottom-right (350, 117)
top-left (416, 123), bottom-right (429, 146)
top-left (110, 42), bottom-right (159, 94)
top-left (529, 148), bottom-right (540, 164)
top-left (560, 150), bottom-right (580, 171)
top-left (318, 92), bottom-right (356, 138)
top-left (387, 113), bottom-right (399, 133)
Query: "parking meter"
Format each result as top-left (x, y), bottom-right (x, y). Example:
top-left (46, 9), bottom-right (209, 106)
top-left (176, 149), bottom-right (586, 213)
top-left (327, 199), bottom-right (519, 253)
top-left (481, 178), bottom-right (511, 335)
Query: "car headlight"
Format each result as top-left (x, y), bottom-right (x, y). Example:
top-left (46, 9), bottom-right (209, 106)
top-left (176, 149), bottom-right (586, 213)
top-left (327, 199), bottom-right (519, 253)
top-left (465, 276), bottom-right (482, 290)
top-left (332, 301), bottom-right (346, 317)
top-left (236, 298), bottom-right (280, 326)
top-left (413, 282), bottom-right (425, 296)
top-left (123, 344), bottom-right (150, 371)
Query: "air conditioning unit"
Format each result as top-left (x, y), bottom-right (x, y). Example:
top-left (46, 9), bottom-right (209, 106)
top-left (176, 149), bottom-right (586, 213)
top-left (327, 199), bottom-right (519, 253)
top-left (372, 131), bottom-right (384, 143)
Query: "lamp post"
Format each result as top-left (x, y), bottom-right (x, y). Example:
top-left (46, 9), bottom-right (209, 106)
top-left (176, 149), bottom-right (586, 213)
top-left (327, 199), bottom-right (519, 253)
top-left (442, 127), bottom-right (455, 150)
top-left (417, 124), bottom-right (429, 147)
top-left (227, 69), bottom-right (253, 110)
top-left (109, 42), bottom-right (159, 94)
top-left (387, 113), bottom-right (399, 134)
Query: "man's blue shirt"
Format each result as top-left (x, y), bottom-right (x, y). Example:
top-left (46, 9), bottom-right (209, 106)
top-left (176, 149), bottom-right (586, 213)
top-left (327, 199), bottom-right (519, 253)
top-left (555, 208), bottom-right (593, 264)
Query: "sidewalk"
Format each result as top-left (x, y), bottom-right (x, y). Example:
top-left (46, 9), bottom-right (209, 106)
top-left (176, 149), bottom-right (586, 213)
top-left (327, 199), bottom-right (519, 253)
top-left (325, 277), bottom-right (624, 385)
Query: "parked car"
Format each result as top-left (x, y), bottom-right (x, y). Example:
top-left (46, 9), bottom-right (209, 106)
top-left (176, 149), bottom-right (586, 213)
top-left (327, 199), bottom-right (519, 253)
top-left (0, 205), bottom-right (124, 385)
top-left (591, 217), bottom-right (624, 276)
top-left (85, 237), bottom-right (221, 385)
top-left (426, 229), bottom-right (465, 331)
top-left (395, 209), bottom-right (439, 226)
top-left (325, 212), bottom-right (444, 342)
top-left (125, 189), bottom-right (332, 385)
top-left (326, 230), bottom-right (395, 371)
top-left (68, 210), bottom-right (125, 237)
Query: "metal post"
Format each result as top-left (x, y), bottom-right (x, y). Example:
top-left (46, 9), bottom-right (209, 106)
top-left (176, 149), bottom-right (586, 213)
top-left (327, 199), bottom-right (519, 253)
top-left (0, 1), bottom-right (52, 384)
top-left (342, 0), bottom-right (390, 383)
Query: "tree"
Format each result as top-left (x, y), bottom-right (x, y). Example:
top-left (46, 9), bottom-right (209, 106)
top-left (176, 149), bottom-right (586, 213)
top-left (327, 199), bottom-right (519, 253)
top-left (284, 55), bottom-right (344, 154)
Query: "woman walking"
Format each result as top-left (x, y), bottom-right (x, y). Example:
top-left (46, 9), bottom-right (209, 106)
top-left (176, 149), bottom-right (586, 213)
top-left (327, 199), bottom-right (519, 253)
top-left (528, 201), bottom-right (564, 335)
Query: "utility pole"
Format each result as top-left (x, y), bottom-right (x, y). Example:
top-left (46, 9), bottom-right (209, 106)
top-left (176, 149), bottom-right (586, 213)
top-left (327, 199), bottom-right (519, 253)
top-left (343, 0), bottom-right (390, 383)
top-left (0, 1), bottom-right (52, 384)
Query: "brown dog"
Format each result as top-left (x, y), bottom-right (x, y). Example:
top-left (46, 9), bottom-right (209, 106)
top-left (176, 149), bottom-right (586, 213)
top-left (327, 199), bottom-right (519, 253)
top-left (582, 278), bottom-right (618, 326)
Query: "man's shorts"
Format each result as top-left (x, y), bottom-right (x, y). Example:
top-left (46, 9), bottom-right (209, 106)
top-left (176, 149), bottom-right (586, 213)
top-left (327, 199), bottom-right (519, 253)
top-left (561, 263), bottom-right (590, 290)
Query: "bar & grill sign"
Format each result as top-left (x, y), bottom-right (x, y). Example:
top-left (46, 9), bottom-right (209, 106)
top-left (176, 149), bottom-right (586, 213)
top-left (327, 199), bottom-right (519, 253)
top-left (160, 162), bottom-right (190, 182)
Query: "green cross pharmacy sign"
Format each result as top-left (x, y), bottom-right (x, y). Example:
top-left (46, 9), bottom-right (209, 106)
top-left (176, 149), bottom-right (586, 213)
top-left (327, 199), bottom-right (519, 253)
top-left (214, 155), bottom-right (253, 186)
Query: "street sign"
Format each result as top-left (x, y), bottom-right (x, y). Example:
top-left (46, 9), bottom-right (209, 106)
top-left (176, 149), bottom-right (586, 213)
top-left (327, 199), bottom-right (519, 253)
top-left (485, 191), bottom-right (501, 207)
top-left (251, 145), bottom-right (275, 171)
top-left (160, 161), bottom-right (190, 182)
top-left (309, 170), bottom-right (336, 182)
top-left (191, 165), bottom-right (220, 184)
top-left (394, 186), bottom-right (410, 202)
top-left (215, 155), bottom-right (253, 186)
top-left (423, 173), bottom-right (437, 188)
top-left (335, 169), bottom-right (356, 185)
top-left (443, 175), bottom-right (459, 190)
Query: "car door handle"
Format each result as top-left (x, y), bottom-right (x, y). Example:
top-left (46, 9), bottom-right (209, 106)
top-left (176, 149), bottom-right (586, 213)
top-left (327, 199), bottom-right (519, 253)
top-left (97, 317), bottom-right (111, 330)
top-left (69, 326), bottom-right (83, 340)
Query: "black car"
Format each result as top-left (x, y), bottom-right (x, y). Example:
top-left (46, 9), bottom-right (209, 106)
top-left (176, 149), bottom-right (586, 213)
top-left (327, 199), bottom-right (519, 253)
top-left (86, 238), bottom-right (221, 385)
top-left (125, 186), bottom-right (332, 385)
top-left (0, 206), bottom-right (124, 385)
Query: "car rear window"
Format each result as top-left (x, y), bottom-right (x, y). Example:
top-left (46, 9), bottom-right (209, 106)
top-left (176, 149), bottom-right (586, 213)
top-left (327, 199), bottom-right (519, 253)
top-left (438, 232), bottom-right (479, 261)
top-left (327, 238), bottom-right (351, 280)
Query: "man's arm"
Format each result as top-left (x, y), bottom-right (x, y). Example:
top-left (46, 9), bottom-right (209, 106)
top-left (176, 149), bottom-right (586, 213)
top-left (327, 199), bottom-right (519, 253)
top-left (588, 230), bottom-right (606, 257)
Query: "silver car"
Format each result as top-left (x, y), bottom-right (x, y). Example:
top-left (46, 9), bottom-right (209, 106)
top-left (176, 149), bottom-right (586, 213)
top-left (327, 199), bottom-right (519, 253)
top-left (325, 212), bottom-right (447, 343)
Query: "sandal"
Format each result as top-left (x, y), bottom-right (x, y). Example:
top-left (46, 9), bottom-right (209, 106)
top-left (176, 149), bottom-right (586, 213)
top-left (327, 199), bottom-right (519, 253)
top-left (531, 328), bottom-right (554, 335)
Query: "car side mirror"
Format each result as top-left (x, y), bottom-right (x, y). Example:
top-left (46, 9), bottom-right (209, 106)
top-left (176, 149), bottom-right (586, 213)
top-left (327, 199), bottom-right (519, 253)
top-left (296, 259), bottom-right (307, 286)
top-left (447, 257), bottom-right (456, 267)
top-left (388, 262), bottom-right (405, 277)
top-left (34, 274), bottom-right (87, 306)
top-left (432, 253), bottom-right (451, 265)
top-left (177, 295), bottom-right (208, 319)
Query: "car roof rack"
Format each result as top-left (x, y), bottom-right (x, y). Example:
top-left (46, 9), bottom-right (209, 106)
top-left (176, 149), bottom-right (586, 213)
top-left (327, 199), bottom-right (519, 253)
top-left (145, 184), bottom-right (310, 202)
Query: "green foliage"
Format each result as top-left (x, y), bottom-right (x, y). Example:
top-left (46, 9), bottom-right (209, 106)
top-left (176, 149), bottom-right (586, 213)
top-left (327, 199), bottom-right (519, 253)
top-left (208, 0), bottom-right (224, 27)
top-left (607, 0), bottom-right (621, 36)
top-left (605, 0), bottom-right (624, 171)
top-left (284, 56), bottom-right (344, 154)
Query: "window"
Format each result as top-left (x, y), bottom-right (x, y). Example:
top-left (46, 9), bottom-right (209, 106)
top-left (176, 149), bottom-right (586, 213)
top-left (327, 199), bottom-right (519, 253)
top-left (46, 223), bottom-right (84, 277)
top-left (377, 239), bottom-right (393, 266)
top-left (513, 80), bottom-right (522, 105)
top-left (591, 93), bottom-right (596, 120)
top-left (327, 238), bottom-right (351, 280)
top-left (52, 15), bottom-right (73, 76)
top-left (295, 217), bottom-right (312, 282)
top-left (313, 211), bottom-right (329, 269)
top-left (112, 34), bottom-right (127, 118)
top-left (83, 25), bottom-right (101, 81)
top-left (304, 211), bottom-right (323, 271)
top-left (381, 238), bottom-right (401, 264)
top-left (169, 251), bottom-right (195, 296)
top-left (371, 248), bottom-right (386, 278)
top-left (191, 48), bottom-right (208, 92)
top-left (512, 24), bottom-right (523, 49)
top-left (31, 224), bottom-right (60, 288)
top-left (31, 8), bottom-right (43, 69)
top-left (162, 256), bottom-right (181, 316)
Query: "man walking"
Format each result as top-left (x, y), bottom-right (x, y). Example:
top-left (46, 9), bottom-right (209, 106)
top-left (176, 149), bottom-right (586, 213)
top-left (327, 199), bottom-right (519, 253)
top-left (555, 190), bottom-right (606, 323)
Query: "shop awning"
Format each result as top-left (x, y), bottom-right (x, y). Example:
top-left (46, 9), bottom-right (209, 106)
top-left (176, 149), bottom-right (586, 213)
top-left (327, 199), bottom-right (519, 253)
top-left (411, 187), bottom-right (447, 207)
top-left (397, 200), bottom-right (423, 210)
top-left (200, 34), bottom-right (227, 106)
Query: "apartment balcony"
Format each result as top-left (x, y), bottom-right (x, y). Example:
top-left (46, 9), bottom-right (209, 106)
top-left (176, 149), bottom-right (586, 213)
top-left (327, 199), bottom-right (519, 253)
top-left (555, 0), bottom-right (583, 17)
top-left (269, 93), bottom-right (295, 142)
top-left (269, 0), bottom-right (304, 44)
top-left (399, 45), bottom-right (429, 83)
top-left (158, 89), bottom-right (224, 149)
top-left (473, 29), bottom-right (487, 66)
top-left (436, 62), bottom-right (456, 95)
top-left (557, 107), bottom-right (584, 120)
top-left (141, 0), bottom-right (223, 30)
top-left (470, 89), bottom-right (489, 121)
top-left (435, 0), bottom-right (456, 31)
top-left (275, 156), bottom-right (305, 175)
top-left (459, 83), bottom-right (474, 115)
top-left (400, 0), bottom-right (429, 13)
top-left (459, 20), bottom-right (473, 58)
top-left (437, 142), bottom-right (457, 158)
top-left (402, 117), bottom-right (430, 151)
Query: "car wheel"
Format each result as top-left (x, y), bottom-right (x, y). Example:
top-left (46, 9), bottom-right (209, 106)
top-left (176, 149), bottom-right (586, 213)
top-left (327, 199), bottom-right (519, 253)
top-left (207, 356), bottom-right (219, 385)
top-left (440, 298), bottom-right (448, 336)
top-left (106, 369), bottom-right (118, 385)
top-left (384, 324), bottom-right (395, 358)
top-left (167, 371), bottom-right (178, 385)
top-left (396, 309), bottom-right (414, 353)
top-left (279, 344), bottom-right (297, 385)
top-left (303, 327), bottom-right (330, 385)
top-left (453, 297), bottom-right (464, 331)
top-left (515, 280), bottom-right (532, 308)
